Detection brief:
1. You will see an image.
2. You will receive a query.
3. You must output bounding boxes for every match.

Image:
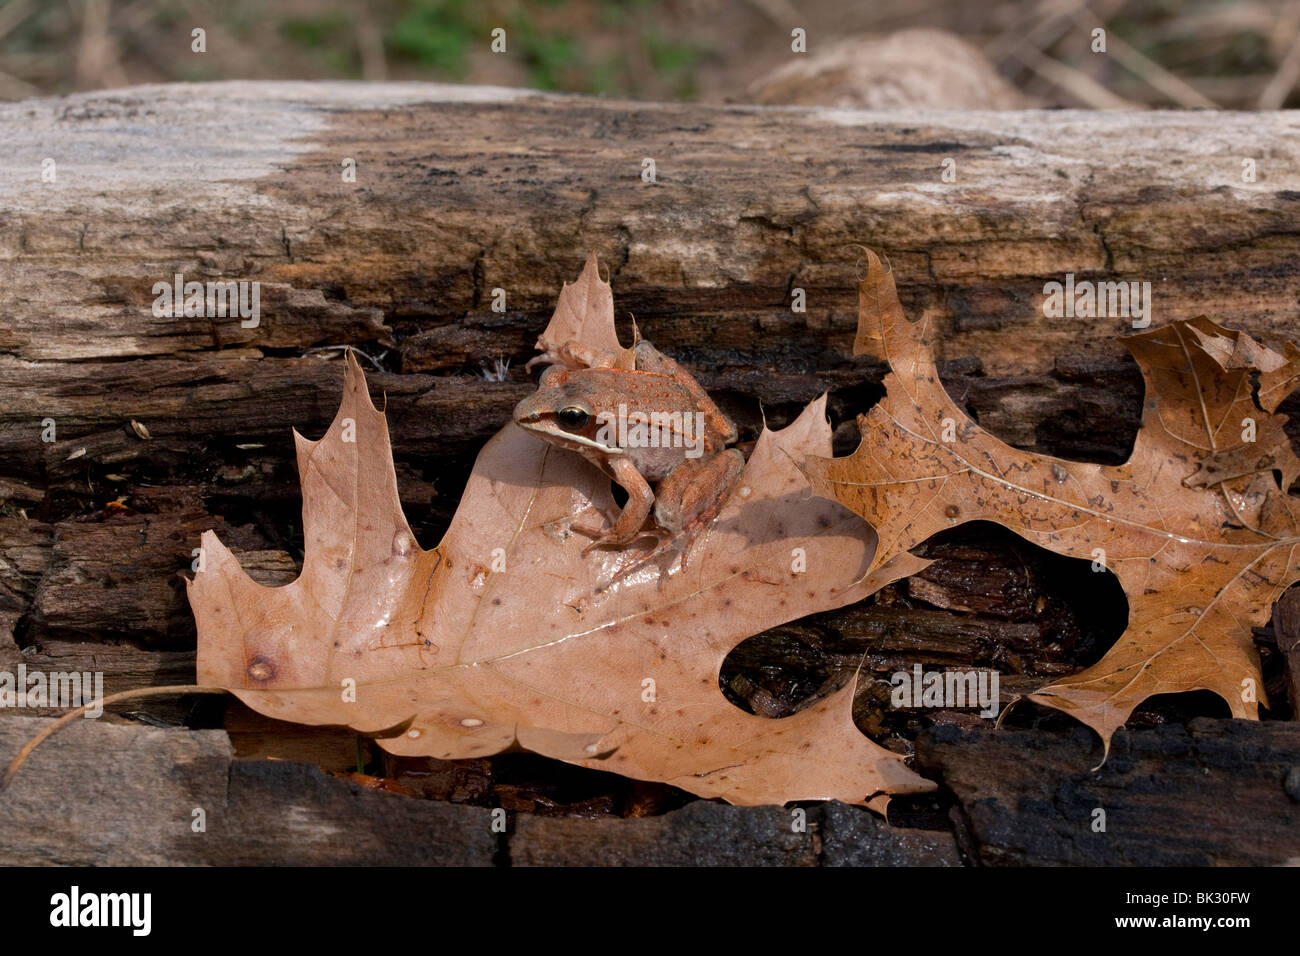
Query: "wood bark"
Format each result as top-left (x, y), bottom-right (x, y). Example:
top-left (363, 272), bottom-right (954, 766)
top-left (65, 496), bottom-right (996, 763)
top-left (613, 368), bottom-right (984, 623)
top-left (915, 718), bottom-right (1300, 866)
top-left (0, 717), bottom-right (965, 866)
top-left (5, 713), bottom-right (1294, 866)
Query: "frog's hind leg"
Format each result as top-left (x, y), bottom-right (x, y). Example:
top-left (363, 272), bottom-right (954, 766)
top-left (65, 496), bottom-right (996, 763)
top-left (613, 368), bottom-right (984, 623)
top-left (652, 450), bottom-right (744, 548)
top-left (600, 449), bottom-right (745, 589)
top-left (525, 341), bottom-right (620, 372)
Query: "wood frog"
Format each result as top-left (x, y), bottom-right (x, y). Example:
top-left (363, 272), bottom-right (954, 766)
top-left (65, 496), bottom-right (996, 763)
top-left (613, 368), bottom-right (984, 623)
top-left (514, 338), bottom-right (744, 583)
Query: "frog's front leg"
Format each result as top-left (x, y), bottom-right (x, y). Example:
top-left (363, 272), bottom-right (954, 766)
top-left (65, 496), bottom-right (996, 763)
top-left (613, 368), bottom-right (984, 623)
top-left (602, 449), bottom-right (745, 587)
top-left (571, 454), bottom-right (657, 554)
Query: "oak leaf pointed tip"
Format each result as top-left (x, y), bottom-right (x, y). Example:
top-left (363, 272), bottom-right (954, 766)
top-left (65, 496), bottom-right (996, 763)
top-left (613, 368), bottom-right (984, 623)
top-left (343, 350), bottom-right (379, 413)
top-left (761, 389), bottom-right (831, 451)
top-left (291, 428), bottom-right (315, 467)
top-left (535, 252), bottom-right (621, 359)
top-left (196, 528), bottom-right (233, 568)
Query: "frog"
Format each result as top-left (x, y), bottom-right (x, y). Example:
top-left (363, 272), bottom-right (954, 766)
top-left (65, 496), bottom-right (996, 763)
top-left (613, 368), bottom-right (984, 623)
top-left (513, 338), bottom-right (745, 584)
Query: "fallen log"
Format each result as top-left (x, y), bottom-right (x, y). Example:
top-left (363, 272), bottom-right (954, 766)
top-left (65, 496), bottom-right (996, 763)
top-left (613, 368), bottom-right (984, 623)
top-left (1, 82), bottom-right (1299, 861)
top-left (0, 717), bottom-right (961, 866)
top-left (915, 718), bottom-right (1300, 866)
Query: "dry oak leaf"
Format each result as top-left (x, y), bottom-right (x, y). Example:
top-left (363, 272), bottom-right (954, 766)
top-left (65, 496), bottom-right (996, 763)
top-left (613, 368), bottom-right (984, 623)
top-left (189, 255), bottom-right (935, 808)
top-left (806, 250), bottom-right (1300, 755)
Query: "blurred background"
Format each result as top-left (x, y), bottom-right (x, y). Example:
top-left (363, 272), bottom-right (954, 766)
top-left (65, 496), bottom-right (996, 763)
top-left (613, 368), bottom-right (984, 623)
top-left (1, 0), bottom-right (1299, 108)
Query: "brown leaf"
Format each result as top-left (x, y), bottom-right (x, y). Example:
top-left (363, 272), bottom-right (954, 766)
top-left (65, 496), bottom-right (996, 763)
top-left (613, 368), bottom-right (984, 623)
top-left (805, 250), bottom-right (1300, 753)
top-left (538, 252), bottom-right (620, 357)
top-left (189, 257), bottom-right (935, 807)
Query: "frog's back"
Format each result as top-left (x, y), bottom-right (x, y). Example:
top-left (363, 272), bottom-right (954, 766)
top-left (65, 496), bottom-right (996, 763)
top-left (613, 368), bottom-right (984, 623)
top-left (578, 368), bottom-right (716, 478)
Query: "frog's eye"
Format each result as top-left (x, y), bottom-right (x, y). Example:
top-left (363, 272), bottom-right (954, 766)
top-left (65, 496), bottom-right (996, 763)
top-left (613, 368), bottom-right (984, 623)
top-left (556, 405), bottom-right (591, 431)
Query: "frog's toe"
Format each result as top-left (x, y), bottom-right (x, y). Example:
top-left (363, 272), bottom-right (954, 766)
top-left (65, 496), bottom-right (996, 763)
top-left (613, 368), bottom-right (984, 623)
top-left (571, 524), bottom-right (617, 554)
top-left (577, 530), bottom-right (646, 556)
top-left (579, 535), bottom-right (613, 557)
top-left (523, 352), bottom-right (556, 371)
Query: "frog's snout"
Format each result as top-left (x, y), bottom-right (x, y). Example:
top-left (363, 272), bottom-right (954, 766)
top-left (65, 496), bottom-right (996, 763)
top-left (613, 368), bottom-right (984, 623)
top-left (513, 394), bottom-right (542, 425)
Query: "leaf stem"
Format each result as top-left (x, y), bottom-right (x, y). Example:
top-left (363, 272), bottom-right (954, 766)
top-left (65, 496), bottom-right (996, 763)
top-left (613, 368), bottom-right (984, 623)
top-left (0, 684), bottom-right (229, 791)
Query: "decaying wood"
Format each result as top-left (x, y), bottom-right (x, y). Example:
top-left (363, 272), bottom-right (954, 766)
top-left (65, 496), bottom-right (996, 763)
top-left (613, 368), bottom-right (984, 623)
top-left (29, 512), bottom-right (296, 645)
top-left (1271, 588), bottom-right (1300, 716)
top-left (511, 799), bottom-right (961, 866)
top-left (0, 717), bottom-right (498, 866)
top-left (4, 83), bottom-right (1299, 374)
top-left (0, 717), bottom-right (960, 866)
top-left (4, 83), bottom-right (1297, 506)
top-left (9, 710), bottom-right (1291, 865)
top-left (915, 718), bottom-right (1300, 865)
top-left (1, 81), bottom-right (1298, 857)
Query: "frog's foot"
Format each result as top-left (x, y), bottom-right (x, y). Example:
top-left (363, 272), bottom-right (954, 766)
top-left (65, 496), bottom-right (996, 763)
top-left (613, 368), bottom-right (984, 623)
top-left (525, 342), bottom-right (618, 372)
top-left (572, 523), bottom-right (661, 557)
top-left (597, 536), bottom-right (680, 591)
top-left (599, 502), bottom-right (721, 589)
top-left (586, 530), bottom-right (681, 592)
top-left (524, 351), bottom-right (565, 372)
